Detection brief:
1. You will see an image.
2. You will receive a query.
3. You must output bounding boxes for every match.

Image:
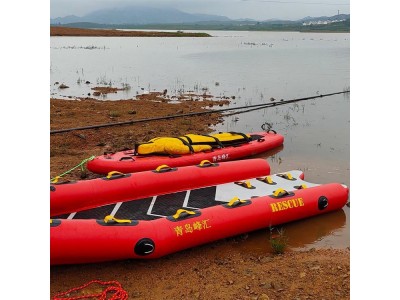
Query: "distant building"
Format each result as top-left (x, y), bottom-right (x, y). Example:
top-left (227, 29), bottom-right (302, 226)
top-left (302, 19), bottom-right (346, 26)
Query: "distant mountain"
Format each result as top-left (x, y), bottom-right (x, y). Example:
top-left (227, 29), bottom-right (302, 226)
top-left (235, 18), bottom-right (258, 22)
top-left (262, 18), bottom-right (286, 22)
top-left (50, 9), bottom-right (350, 33)
top-left (51, 6), bottom-right (231, 25)
top-left (51, 15), bottom-right (82, 24)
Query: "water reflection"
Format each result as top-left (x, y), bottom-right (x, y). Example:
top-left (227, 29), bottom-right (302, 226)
top-left (282, 209), bottom-right (347, 249)
top-left (224, 209), bottom-right (347, 256)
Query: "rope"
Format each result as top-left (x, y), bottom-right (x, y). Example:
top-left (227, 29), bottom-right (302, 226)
top-left (52, 280), bottom-right (128, 300)
top-left (50, 91), bottom-right (349, 134)
top-left (50, 155), bottom-right (95, 182)
top-left (223, 92), bottom-right (344, 117)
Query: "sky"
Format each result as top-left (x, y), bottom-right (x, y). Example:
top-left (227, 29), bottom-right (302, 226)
top-left (50, 0), bottom-right (350, 21)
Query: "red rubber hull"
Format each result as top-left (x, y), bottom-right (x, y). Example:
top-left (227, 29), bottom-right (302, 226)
top-left (86, 131), bottom-right (284, 174)
top-left (51, 182), bottom-right (348, 265)
top-left (51, 159), bottom-right (271, 217)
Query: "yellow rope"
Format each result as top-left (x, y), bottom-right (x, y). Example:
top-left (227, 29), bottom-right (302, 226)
top-left (50, 155), bottom-right (95, 182)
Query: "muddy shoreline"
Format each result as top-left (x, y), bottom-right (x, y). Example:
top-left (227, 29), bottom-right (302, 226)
top-left (50, 26), bottom-right (211, 37)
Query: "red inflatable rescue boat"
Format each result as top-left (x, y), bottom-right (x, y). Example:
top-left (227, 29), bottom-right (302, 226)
top-left (51, 159), bottom-right (271, 217)
top-left (51, 168), bottom-right (349, 265)
top-left (86, 131), bottom-right (284, 174)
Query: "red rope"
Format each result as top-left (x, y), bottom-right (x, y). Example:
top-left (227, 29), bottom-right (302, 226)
top-left (53, 280), bottom-right (128, 300)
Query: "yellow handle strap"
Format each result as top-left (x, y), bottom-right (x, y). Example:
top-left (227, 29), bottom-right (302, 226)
top-left (257, 176), bottom-right (275, 184)
top-left (104, 215), bottom-right (132, 224)
top-left (298, 184), bottom-right (307, 189)
top-left (51, 176), bottom-right (61, 184)
top-left (227, 196), bottom-right (247, 207)
top-left (263, 176), bottom-right (273, 184)
top-left (155, 164), bottom-right (172, 172)
top-left (279, 173), bottom-right (293, 180)
top-left (199, 160), bottom-right (216, 167)
top-left (106, 171), bottom-right (125, 179)
top-left (236, 181), bottom-right (253, 189)
top-left (273, 188), bottom-right (289, 197)
top-left (172, 209), bottom-right (196, 220)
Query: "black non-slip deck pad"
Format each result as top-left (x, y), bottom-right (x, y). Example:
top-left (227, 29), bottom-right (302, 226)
top-left (53, 170), bottom-right (319, 221)
top-left (114, 198), bottom-right (158, 220)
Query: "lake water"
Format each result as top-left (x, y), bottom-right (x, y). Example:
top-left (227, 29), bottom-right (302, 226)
top-left (50, 30), bottom-right (350, 251)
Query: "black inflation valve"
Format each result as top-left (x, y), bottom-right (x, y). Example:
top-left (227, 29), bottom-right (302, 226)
top-left (318, 196), bottom-right (329, 210)
top-left (134, 238), bottom-right (155, 256)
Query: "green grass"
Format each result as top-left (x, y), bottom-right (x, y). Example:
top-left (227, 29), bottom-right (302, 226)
top-left (270, 228), bottom-right (289, 254)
